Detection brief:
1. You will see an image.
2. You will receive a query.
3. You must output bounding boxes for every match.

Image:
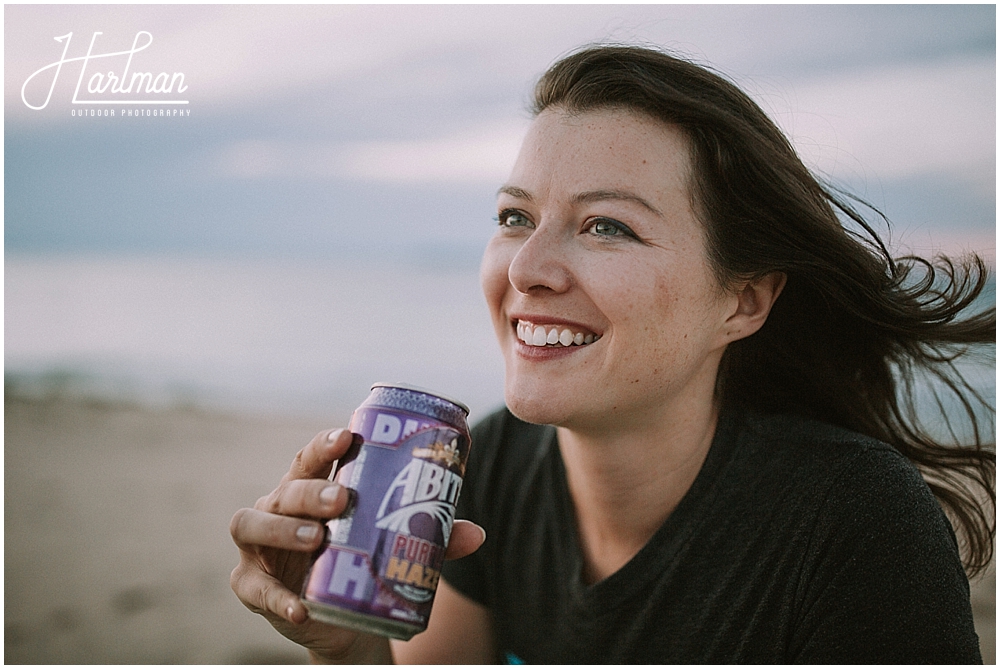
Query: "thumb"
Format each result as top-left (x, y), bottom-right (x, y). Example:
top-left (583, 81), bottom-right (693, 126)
top-left (444, 520), bottom-right (486, 560)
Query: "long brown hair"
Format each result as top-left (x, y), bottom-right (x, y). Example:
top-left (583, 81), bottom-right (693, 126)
top-left (533, 45), bottom-right (995, 576)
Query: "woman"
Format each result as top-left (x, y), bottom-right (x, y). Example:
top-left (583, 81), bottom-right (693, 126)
top-left (230, 46), bottom-right (994, 663)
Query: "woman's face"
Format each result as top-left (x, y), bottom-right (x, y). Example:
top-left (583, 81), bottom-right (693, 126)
top-left (481, 108), bottom-right (741, 430)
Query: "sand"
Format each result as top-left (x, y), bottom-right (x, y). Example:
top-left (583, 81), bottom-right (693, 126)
top-left (4, 392), bottom-right (351, 664)
top-left (4, 392), bottom-right (995, 663)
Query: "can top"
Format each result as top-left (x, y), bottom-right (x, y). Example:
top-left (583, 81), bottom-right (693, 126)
top-left (370, 382), bottom-right (470, 416)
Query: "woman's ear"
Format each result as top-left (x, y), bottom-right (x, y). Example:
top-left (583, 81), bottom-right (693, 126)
top-left (721, 272), bottom-right (786, 344)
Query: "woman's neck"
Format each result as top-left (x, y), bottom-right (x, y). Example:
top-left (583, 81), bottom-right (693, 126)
top-left (556, 396), bottom-right (720, 585)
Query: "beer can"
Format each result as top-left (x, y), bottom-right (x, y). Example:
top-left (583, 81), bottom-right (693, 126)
top-left (301, 383), bottom-right (472, 640)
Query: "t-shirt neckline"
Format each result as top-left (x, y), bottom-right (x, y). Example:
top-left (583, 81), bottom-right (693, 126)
top-left (549, 407), bottom-right (745, 609)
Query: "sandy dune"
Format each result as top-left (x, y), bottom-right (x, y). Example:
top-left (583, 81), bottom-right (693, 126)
top-left (4, 392), bottom-right (994, 663)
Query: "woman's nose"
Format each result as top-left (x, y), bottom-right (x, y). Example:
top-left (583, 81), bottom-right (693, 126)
top-left (507, 225), bottom-right (572, 295)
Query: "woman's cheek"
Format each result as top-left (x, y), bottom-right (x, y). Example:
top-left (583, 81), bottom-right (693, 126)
top-left (480, 238), bottom-right (515, 328)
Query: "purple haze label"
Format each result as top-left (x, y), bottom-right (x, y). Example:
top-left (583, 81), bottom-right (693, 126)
top-left (303, 406), bottom-right (470, 628)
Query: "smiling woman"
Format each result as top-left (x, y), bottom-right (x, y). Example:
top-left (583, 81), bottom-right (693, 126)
top-left (229, 45), bottom-right (994, 663)
top-left (482, 109), bottom-right (780, 438)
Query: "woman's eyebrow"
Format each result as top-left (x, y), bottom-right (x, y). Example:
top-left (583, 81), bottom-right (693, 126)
top-left (497, 186), bottom-right (663, 218)
top-left (572, 189), bottom-right (663, 217)
top-left (497, 185), bottom-right (533, 201)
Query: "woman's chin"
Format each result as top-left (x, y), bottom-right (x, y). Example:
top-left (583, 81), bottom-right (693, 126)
top-left (503, 383), bottom-right (572, 426)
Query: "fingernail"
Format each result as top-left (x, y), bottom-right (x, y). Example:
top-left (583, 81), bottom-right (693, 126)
top-left (296, 524), bottom-right (319, 542)
top-left (327, 429), bottom-right (342, 442)
top-left (286, 604), bottom-right (306, 624)
top-left (320, 484), bottom-right (341, 505)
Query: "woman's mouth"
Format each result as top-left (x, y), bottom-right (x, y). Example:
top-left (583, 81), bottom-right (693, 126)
top-left (515, 320), bottom-right (602, 348)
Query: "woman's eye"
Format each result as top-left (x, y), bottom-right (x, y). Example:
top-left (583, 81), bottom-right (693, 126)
top-left (498, 210), bottom-right (533, 228)
top-left (587, 218), bottom-right (636, 239)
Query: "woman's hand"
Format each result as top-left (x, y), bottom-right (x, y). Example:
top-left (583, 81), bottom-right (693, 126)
top-left (229, 428), bottom-right (485, 663)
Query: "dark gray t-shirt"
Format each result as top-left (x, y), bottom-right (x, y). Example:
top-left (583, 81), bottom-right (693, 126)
top-left (441, 407), bottom-right (981, 663)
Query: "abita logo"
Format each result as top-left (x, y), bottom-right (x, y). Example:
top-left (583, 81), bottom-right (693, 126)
top-left (374, 426), bottom-right (465, 603)
top-left (21, 31), bottom-right (189, 110)
top-left (374, 429), bottom-right (464, 545)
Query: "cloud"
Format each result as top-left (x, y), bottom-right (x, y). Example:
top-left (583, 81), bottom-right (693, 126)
top-left (214, 120), bottom-right (530, 185)
top-left (762, 55), bottom-right (995, 193)
top-left (338, 123), bottom-right (529, 184)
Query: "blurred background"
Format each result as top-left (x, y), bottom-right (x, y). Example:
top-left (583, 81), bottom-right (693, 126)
top-left (5, 5), bottom-right (994, 663)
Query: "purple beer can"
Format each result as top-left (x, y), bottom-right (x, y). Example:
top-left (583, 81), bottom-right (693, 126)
top-left (302, 383), bottom-right (471, 640)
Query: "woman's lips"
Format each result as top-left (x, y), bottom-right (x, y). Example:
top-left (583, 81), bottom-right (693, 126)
top-left (514, 319), bottom-right (602, 348)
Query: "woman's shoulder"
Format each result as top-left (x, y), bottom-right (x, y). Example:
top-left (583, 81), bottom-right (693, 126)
top-left (734, 413), bottom-right (979, 662)
top-left (733, 409), bottom-right (957, 548)
top-left (737, 409), bottom-right (921, 483)
top-left (740, 409), bottom-right (890, 453)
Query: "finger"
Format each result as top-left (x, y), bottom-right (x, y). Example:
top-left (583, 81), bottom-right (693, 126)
top-left (230, 507), bottom-right (326, 552)
top-left (444, 520), bottom-right (486, 561)
top-left (231, 561), bottom-right (309, 624)
top-left (259, 480), bottom-right (351, 519)
top-left (284, 428), bottom-right (359, 483)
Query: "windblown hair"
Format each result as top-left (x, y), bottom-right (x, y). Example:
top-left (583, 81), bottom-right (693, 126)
top-left (534, 45), bottom-right (995, 575)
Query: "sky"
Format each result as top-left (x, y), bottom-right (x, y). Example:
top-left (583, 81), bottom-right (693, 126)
top-left (5, 4), bottom-right (996, 265)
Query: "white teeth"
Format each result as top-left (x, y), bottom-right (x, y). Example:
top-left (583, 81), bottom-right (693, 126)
top-left (516, 320), bottom-right (601, 348)
top-left (531, 326), bottom-right (547, 346)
